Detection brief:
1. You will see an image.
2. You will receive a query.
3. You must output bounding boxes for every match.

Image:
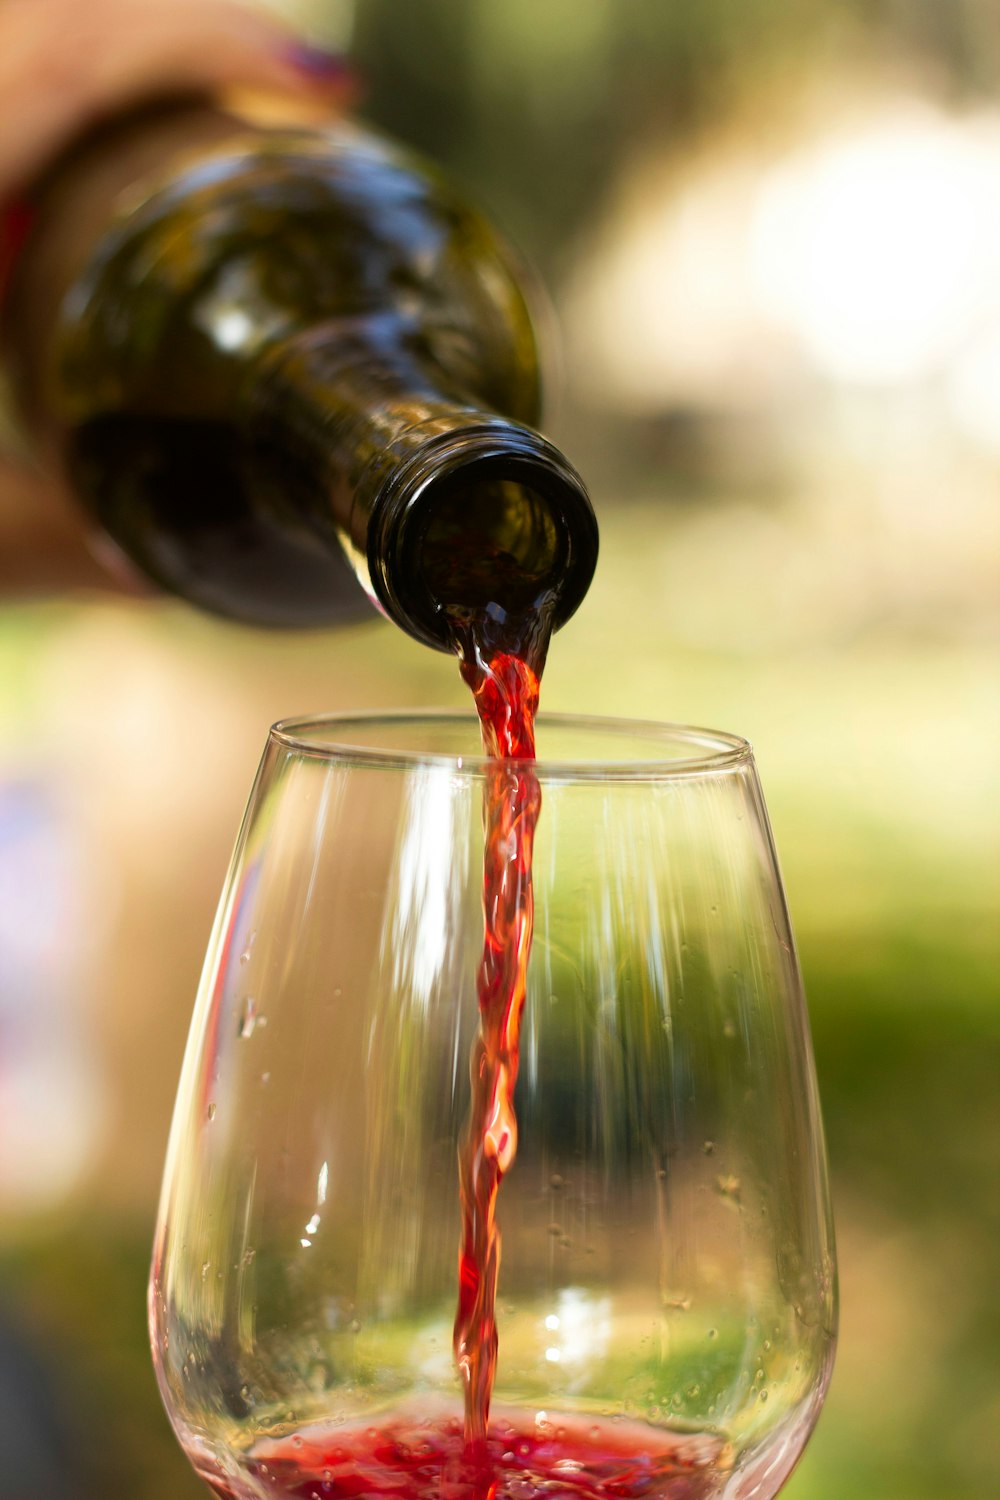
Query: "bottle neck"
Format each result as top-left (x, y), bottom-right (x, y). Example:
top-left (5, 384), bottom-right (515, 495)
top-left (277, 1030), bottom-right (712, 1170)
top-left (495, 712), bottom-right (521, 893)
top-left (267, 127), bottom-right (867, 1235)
top-left (248, 321), bottom-right (598, 652)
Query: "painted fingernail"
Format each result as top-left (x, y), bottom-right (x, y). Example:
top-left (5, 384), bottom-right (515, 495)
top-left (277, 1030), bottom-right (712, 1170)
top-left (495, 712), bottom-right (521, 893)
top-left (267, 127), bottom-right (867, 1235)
top-left (285, 43), bottom-right (354, 82)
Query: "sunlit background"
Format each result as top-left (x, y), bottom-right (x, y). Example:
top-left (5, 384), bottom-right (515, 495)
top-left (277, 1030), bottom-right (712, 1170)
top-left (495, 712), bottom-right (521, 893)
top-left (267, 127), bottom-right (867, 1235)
top-left (0, 0), bottom-right (997, 1496)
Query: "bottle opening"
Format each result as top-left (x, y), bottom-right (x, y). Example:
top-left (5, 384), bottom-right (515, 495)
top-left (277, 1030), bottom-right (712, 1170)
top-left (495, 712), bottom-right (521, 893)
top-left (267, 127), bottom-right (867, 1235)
top-left (417, 460), bottom-right (565, 619)
top-left (366, 420), bottom-right (598, 654)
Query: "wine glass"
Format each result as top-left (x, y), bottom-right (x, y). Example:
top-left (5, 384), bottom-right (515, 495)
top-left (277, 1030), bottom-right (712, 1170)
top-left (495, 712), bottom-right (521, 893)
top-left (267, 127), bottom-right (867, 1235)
top-left (149, 712), bottom-right (836, 1500)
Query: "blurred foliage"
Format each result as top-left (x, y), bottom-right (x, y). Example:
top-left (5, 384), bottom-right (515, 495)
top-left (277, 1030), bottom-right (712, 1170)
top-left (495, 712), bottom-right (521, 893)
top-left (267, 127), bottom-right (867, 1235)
top-left (351, 0), bottom-right (1000, 264)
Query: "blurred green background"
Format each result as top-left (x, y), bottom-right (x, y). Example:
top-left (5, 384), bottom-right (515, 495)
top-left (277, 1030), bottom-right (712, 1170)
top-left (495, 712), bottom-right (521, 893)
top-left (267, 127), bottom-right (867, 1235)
top-left (0, 1), bottom-right (997, 1497)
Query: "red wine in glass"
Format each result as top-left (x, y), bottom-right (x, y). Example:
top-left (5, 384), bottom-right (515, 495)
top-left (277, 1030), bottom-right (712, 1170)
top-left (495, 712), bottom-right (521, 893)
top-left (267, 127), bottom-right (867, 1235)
top-left (202, 1406), bottom-right (728, 1500)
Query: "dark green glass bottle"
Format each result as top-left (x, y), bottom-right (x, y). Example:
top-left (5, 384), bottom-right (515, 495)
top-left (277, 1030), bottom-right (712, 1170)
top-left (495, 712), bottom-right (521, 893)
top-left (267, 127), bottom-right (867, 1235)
top-left (2, 105), bottom-right (597, 648)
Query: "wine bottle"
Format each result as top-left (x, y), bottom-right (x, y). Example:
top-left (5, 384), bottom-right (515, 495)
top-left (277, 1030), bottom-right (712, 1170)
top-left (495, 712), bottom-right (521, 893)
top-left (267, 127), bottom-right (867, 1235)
top-left (1, 102), bottom-right (598, 645)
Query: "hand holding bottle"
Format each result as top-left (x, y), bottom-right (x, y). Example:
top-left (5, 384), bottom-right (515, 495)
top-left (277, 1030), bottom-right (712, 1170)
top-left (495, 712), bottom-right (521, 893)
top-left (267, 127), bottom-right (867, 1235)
top-left (0, 0), bottom-right (595, 631)
top-left (0, 0), bottom-right (351, 595)
top-left (0, 0), bottom-right (351, 199)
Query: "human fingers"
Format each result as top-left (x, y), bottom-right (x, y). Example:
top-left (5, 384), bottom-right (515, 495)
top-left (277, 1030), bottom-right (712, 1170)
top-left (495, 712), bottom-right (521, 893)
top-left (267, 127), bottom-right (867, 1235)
top-left (0, 0), bottom-right (353, 198)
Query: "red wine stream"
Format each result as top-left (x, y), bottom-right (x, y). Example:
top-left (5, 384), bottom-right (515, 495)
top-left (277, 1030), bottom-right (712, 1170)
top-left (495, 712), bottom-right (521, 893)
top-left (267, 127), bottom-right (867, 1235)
top-left (449, 607), bottom-right (547, 1449)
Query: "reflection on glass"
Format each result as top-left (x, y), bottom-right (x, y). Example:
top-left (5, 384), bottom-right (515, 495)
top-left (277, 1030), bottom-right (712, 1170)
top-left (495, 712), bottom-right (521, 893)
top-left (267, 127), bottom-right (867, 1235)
top-left (150, 713), bottom-right (836, 1499)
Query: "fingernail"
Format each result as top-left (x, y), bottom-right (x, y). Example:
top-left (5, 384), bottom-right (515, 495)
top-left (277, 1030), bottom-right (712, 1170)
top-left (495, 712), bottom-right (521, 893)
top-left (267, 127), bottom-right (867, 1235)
top-left (285, 42), bottom-right (354, 82)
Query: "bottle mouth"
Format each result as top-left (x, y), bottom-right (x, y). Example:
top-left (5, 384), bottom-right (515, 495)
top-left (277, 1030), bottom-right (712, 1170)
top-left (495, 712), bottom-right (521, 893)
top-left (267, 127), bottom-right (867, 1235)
top-left (366, 422), bottom-right (599, 653)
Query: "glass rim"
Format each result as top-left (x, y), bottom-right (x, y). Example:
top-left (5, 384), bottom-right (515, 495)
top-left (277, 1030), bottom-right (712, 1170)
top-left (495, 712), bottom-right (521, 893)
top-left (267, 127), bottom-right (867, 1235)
top-left (269, 711), bottom-right (753, 781)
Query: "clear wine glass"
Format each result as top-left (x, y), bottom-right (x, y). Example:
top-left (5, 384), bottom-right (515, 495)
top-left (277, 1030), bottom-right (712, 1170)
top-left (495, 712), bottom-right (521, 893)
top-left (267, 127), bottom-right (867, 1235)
top-left (150, 713), bottom-right (836, 1500)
